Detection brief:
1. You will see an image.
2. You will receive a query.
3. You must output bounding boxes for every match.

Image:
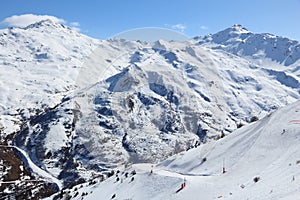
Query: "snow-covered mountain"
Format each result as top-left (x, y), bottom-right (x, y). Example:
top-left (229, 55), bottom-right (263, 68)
top-left (194, 24), bottom-right (300, 76)
top-left (0, 19), bottom-right (100, 198)
top-left (65, 100), bottom-right (300, 200)
top-left (0, 19), bottom-right (299, 199)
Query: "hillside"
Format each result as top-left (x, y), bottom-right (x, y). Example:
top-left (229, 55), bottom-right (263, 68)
top-left (0, 19), bottom-right (299, 198)
top-left (65, 100), bottom-right (300, 200)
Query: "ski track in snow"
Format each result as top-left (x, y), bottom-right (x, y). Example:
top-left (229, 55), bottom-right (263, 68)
top-left (0, 145), bottom-right (62, 190)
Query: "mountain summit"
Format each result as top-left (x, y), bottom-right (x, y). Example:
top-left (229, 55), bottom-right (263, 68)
top-left (24, 19), bottom-right (67, 30)
top-left (196, 25), bottom-right (300, 67)
top-left (231, 24), bottom-right (250, 32)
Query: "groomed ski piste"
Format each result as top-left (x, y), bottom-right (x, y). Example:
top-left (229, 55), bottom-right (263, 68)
top-left (67, 100), bottom-right (300, 200)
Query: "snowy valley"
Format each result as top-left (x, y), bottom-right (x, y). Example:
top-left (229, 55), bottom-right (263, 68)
top-left (0, 20), bottom-right (299, 199)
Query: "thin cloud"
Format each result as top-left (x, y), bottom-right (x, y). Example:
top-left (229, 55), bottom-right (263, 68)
top-left (70, 22), bottom-right (80, 27)
top-left (70, 21), bottom-right (81, 32)
top-left (1, 14), bottom-right (65, 27)
top-left (200, 25), bottom-right (208, 30)
top-left (165, 23), bottom-right (186, 33)
top-left (70, 26), bottom-right (81, 32)
top-left (171, 24), bottom-right (186, 32)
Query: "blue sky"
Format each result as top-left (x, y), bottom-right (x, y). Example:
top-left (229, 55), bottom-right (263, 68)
top-left (1, 0), bottom-right (300, 40)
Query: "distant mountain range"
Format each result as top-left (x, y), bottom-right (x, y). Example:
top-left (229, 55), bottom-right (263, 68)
top-left (0, 20), bottom-right (299, 199)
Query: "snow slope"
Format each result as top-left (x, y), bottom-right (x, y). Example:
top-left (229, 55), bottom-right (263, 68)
top-left (0, 19), bottom-right (100, 137)
top-left (0, 19), bottom-right (299, 196)
top-left (69, 100), bottom-right (300, 200)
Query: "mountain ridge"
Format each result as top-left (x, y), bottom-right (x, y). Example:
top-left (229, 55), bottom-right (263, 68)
top-left (195, 24), bottom-right (300, 68)
top-left (0, 21), bottom-right (299, 199)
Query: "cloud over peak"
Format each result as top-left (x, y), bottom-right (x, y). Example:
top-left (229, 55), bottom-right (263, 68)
top-left (1, 14), bottom-right (80, 32)
top-left (1, 14), bottom-right (65, 27)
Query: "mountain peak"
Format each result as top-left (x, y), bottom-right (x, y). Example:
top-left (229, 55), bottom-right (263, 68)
top-left (228, 24), bottom-right (250, 34)
top-left (231, 24), bottom-right (249, 31)
top-left (24, 19), bottom-right (67, 30)
top-left (196, 23), bottom-right (300, 66)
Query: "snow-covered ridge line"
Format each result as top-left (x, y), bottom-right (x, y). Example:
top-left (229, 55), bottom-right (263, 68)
top-left (195, 24), bottom-right (300, 67)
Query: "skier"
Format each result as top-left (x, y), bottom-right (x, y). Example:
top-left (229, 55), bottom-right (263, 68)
top-left (222, 158), bottom-right (227, 174)
top-left (182, 177), bottom-right (186, 188)
top-left (150, 165), bottom-right (153, 174)
top-left (222, 167), bottom-right (227, 174)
